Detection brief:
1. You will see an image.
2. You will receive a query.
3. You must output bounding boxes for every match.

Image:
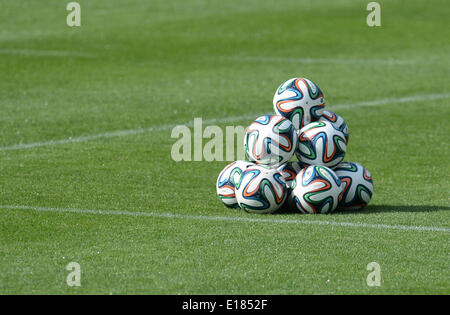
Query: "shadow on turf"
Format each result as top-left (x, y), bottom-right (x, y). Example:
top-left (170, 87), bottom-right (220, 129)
top-left (274, 204), bottom-right (450, 215)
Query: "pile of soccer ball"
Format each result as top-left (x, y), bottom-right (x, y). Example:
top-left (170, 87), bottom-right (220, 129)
top-left (216, 77), bottom-right (373, 214)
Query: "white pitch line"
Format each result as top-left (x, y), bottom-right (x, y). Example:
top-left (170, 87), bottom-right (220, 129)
top-left (1, 92), bottom-right (449, 152)
top-left (1, 204), bottom-right (449, 233)
top-left (0, 48), bottom-right (94, 58)
top-left (331, 92), bottom-right (450, 110)
top-left (0, 30), bottom-right (64, 41)
top-left (0, 113), bottom-right (262, 152)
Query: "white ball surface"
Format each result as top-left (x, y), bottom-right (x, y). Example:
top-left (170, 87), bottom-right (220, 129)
top-left (334, 162), bottom-right (374, 210)
top-left (216, 160), bottom-right (255, 208)
top-left (296, 121), bottom-right (347, 169)
top-left (235, 165), bottom-right (287, 214)
top-left (244, 115), bottom-right (297, 167)
top-left (319, 110), bottom-right (349, 141)
top-left (277, 161), bottom-right (303, 189)
top-left (291, 165), bottom-right (343, 214)
top-left (273, 77), bottom-right (325, 130)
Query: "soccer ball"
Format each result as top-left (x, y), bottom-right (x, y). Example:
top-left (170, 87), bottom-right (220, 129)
top-left (334, 162), bottom-right (373, 210)
top-left (244, 115), bottom-right (297, 167)
top-left (291, 165), bottom-right (343, 214)
top-left (319, 110), bottom-right (349, 141)
top-left (235, 165), bottom-right (287, 214)
top-left (277, 161), bottom-right (303, 188)
top-left (278, 161), bottom-right (303, 211)
top-left (273, 77), bottom-right (325, 130)
top-left (296, 121), bottom-right (347, 169)
top-left (216, 160), bottom-right (255, 208)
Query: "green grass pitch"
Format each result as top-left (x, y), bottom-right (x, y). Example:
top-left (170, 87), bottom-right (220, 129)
top-left (0, 0), bottom-right (449, 294)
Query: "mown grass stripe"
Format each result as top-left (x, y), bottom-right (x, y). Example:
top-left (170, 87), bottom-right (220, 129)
top-left (225, 56), bottom-right (423, 65)
top-left (0, 48), bottom-right (95, 58)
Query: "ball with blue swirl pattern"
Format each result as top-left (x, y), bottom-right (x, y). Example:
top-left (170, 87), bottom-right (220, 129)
top-left (296, 121), bottom-right (347, 169)
top-left (291, 165), bottom-right (343, 214)
top-left (277, 161), bottom-right (303, 211)
top-left (277, 161), bottom-right (303, 189)
top-left (216, 160), bottom-right (255, 208)
top-left (244, 115), bottom-right (297, 167)
top-left (334, 162), bottom-right (373, 210)
top-left (273, 77), bottom-right (325, 130)
top-left (235, 165), bottom-right (287, 214)
top-left (319, 110), bottom-right (349, 142)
